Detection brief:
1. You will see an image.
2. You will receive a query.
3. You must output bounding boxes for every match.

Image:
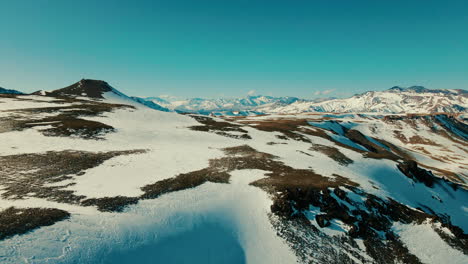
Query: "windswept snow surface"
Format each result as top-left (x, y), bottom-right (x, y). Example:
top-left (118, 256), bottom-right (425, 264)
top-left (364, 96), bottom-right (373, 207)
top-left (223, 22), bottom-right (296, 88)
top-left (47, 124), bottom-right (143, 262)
top-left (0, 170), bottom-right (297, 264)
top-left (0, 96), bottom-right (75, 111)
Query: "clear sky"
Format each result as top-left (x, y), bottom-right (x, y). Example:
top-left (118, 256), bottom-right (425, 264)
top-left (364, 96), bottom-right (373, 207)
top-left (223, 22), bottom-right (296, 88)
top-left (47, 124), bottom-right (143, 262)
top-left (0, 0), bottom-right (467, 99)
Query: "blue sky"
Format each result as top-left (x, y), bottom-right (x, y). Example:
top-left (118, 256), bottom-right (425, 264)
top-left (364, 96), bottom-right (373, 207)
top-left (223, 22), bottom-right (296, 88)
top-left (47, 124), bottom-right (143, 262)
top-left (0, 0), bottom-right (467, 98)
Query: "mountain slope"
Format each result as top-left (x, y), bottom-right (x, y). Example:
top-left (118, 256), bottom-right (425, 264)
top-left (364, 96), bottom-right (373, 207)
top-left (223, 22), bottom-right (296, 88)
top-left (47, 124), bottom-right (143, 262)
top-left (0, 87), bottom-right (23, 95)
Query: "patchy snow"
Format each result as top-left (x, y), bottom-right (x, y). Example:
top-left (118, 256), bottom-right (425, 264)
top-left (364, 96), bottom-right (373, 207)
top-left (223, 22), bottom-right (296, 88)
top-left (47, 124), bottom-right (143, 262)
top-left (393, 221), bottom-right (468, 264)
top-left (0, 106), bottom-right (245, 198)
top-left (303, 205), bottom-right (350, 237)
top-left (0, 98), bottom-right (74, 111)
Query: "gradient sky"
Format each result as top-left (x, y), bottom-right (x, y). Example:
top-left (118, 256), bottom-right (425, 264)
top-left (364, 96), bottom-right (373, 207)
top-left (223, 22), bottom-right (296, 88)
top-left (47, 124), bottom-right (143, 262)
top-left (0, 0), bottom-right (467, 99)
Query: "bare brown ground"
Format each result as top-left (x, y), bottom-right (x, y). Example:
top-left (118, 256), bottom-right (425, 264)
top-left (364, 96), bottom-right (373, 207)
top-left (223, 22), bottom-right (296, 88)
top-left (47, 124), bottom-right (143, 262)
top-left (0, 100), bottom-right (133, 139)
top-left (188, 115), bottom-right (251, 139)
top-left (141, 145), bottom-right (357, 201)
top-left (310, 144), bottom-right (353, 166)
top-left (0, 207), bottom-right (70, 240)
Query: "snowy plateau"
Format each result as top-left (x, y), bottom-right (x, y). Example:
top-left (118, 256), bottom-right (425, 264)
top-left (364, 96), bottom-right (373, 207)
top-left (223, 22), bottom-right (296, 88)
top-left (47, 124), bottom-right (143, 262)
top-left (0, 79), bottom-right (467, 264)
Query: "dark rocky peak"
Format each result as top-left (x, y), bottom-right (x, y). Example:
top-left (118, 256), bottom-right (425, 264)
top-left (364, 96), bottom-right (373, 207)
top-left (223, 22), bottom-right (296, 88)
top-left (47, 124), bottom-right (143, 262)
top-left (48, 79), bottom-right (114, 98)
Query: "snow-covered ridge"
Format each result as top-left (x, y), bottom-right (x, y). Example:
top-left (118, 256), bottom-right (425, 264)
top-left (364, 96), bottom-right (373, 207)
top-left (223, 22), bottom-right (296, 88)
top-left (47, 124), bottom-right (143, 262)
top-left (270, 86), bottom-right (467, 114)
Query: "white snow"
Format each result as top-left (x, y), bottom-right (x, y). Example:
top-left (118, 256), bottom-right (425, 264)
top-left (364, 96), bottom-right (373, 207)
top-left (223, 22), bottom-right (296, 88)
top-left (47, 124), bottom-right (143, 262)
top-left (0, 97), bottom-right (74, 111)
top-left (393, 221), bottom-right (468, 264)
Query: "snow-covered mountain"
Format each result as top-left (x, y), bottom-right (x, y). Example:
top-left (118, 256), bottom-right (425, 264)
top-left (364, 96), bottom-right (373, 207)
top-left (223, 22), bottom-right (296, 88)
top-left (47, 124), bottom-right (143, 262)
top-left (0, 87), bottom-right (23, 95)
top-left (270, 86), bottom-right (467, 114)
top-left (0, 81), bottom-right (467, 263)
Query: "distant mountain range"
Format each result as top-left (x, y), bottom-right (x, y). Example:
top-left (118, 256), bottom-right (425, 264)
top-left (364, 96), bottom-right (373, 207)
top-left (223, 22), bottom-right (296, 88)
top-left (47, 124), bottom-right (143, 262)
top-left (143, 85), bottom-right (467, 115)
top-left (267, 86), bottom-right (467, 114)
top-left (144, 95), bottom-right (301, 116)
top-left (3, 80), bottom-right (467, 115)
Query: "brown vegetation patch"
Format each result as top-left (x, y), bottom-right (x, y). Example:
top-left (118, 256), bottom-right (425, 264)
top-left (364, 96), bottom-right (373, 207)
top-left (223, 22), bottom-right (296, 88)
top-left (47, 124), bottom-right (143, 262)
top-left (189, 115), bottom-right (251, 139)
top-left (408, 135), bottom-right (441, 146)
top-left (141, 168), bottom-right (231, 199)
top-left (0, 207), bottom-right (70, 240)
top-left (240, 119), bottom-right (313, 142)
top-left (266, 141), bottom-right (287, 145)
top-left (310, 144), bottom-right (353, 166)
top-left (140, 145), bottom-right (357, 205)
top-left (81, 196), bottom-right (139, 212)
top-left (32, 117), bottom-right (114, 139)
top-left (0, 100), bottom-right (133, 139)
top-left (0, 150), bottom-right (146, 204)
top-left (393, 131), bottom-right (441, 146)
